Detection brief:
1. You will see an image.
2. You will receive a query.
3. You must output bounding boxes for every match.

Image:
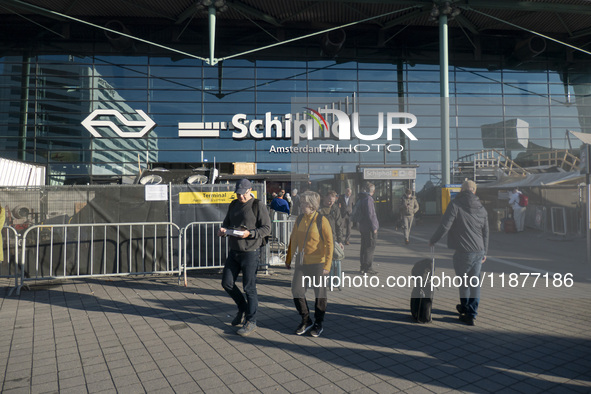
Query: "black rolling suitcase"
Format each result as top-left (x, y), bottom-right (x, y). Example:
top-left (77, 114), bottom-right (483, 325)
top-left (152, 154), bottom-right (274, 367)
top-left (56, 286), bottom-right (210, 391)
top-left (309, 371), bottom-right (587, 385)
top-left (410, 249), bottom-right (435, 323)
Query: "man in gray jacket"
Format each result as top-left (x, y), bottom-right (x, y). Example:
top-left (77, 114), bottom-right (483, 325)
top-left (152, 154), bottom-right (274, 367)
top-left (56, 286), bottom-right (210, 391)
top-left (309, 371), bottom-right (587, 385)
top-left (429, 180), bottom-right (488, 326)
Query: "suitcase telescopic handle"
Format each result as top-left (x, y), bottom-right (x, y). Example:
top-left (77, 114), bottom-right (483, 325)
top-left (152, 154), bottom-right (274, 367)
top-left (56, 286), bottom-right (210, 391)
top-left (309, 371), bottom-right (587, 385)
top-left (430, 246), bottom-right (435, 283)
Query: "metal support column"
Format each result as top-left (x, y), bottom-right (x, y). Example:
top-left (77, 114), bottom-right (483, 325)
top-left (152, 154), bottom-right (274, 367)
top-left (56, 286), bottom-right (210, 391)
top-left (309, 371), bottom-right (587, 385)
top-left (19, 53), bottom-right (31, 162)
top-left (439, 13), bottom-right (450, 185)
top-left (208, 5), bottom-right (216, 65)
top-left (397, 59), bottom-right (408, 165)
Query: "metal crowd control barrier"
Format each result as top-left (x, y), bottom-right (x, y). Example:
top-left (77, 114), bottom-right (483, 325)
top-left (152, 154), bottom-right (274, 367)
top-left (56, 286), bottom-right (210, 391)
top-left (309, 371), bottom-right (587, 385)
top-left (1, 226), bottom-right (20, 296)
top-left (14, 222), bottom-right (181, 295)
top-left (7, 218), bottom-right (293, 293)
top-left (182, 220), bottom-right (228, 270)
top-left (268, 217), bottom-right (295, 268)
top-left (180, 221), bottom-right (278, 286)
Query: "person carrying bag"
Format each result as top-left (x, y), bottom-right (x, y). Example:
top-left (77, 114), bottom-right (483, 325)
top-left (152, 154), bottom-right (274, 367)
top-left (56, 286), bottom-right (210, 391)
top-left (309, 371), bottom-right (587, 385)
top-left (285, 191), bottom-right (333, 338)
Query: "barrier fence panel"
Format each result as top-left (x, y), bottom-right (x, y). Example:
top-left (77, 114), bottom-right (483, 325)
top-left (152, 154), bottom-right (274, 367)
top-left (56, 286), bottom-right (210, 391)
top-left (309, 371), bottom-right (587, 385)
top-left (268, 218), bottom-right (296, 268)
top-left (183, 221), bottom-right (228, 271)
top-left (180, 221), bottom-right (276, 286)
top-left (15, 222), bottom-right (180, 295)
top-left (1, 226), bottom-right (20, 295)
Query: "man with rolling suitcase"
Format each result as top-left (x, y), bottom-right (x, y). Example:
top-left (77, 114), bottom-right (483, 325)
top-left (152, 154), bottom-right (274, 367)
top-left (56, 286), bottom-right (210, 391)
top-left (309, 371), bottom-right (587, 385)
top-left (428, 180), bottom-right (489, 326)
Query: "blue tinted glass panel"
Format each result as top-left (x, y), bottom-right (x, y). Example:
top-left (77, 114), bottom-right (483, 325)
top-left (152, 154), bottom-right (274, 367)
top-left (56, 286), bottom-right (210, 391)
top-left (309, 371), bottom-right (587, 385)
top-left (358, 81), bottom-right (397, 93)
top-left (149, 66), bottom-right (202, 78)
top-left (503, 71), bottom-right (548, 84)
top-left (308, 68), bottom-right (357, 81)
top-left (406, 82), bottom-right (440, 94)
top-left (256, 80), bottom-right (307, 92)
top-left (150, 78), bottom-right (202, 90)
top-left (150, 90), bottom-right (200, 102)
top-left (455, 83), bottom-right (502, 95)
top-left (203, 102), bottom-right (255, 114)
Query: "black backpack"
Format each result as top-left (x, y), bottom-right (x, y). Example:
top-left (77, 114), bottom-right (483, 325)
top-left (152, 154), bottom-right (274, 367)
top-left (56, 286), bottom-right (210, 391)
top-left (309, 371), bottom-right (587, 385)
top-left (228, 198), bottom-right (270, 246)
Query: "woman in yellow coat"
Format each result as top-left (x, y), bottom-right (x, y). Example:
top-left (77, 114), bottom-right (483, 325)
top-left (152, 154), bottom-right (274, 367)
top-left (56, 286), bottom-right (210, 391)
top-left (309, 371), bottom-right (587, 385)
top-left (285, 191), bottom-right (333, 338)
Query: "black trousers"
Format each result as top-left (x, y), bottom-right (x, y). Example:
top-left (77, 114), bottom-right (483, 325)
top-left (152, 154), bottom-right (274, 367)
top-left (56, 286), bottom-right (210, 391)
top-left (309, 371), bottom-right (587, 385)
top-left (360, 230), bottom-right (377, 271)
top-left (291, 263), bottom-right (327, 323)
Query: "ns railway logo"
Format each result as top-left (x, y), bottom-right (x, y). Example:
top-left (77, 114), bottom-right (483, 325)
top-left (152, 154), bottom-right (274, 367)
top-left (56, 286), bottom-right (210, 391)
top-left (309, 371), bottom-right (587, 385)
top-left (81, 108), bottom-right (419, 146)
top-left (81, 110), bottom-right (156, 138)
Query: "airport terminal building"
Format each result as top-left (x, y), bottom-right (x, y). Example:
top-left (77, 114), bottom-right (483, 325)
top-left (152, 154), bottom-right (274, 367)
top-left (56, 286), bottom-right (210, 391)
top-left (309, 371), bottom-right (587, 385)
top-left (1, 0), bottom-right (590, 192)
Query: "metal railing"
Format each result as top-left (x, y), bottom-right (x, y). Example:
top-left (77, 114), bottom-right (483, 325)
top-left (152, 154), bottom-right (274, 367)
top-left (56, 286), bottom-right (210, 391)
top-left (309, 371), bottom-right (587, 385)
top-left (182, 221), bottom-right (228, 271)
top-left (1, 226), bottom-right (20, 296)
top-left (268, 217), bottom-right (296, 268)
top-left (14, 222), bottom-right (181, 295)
top-left (7, 218), bottom-right (297, 294)
top-left (180, 221), bottom-right (279, 286)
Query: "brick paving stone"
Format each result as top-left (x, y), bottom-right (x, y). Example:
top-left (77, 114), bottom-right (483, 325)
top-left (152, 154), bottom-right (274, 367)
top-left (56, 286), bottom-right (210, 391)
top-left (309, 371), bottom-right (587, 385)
top-left (334, 377), bottom-right (367, 392)
top-left (170, 381), bottom-right (203, 394)
top-left (280, 379), bottom-right (312, 393)
top-left (140, 377), bottom-right (173, 392)
top-left (195, 376), bottom-right (227, 391)
top-left (314, 383), bottom-right (348, 394)
top-left (31, 381), bottom-right (60, 393)
top-left (85, 379), bottom-right (117, 393)
top-left (258, 386), bottom-right (291, 394)
top-left (226, 380), bottom-right (258, 393)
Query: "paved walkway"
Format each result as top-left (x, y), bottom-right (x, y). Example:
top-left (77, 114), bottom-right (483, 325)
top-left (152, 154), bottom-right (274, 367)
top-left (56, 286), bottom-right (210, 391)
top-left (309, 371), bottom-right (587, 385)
top-left (1, 218), bottom-right (591, 393)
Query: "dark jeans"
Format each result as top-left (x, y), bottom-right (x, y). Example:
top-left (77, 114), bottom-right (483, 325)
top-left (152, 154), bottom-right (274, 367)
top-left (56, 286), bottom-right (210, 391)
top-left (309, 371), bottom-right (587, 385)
top-left (360, 230), bottom-right (377, 271)
top-left (221, 249), bottom-right (258, 323)
top-left (453, 250), bottom-right (485, 318)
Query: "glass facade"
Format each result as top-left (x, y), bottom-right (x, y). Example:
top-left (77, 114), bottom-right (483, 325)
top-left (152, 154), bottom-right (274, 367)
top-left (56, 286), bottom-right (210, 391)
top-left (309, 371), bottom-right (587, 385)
top-left (0, 51), bottom-right (589, 188)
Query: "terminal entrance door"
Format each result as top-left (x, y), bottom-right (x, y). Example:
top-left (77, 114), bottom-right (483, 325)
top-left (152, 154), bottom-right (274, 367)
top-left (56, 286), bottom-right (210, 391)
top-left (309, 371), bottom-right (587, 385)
top-left (372, 180), bottom-right (413, 224)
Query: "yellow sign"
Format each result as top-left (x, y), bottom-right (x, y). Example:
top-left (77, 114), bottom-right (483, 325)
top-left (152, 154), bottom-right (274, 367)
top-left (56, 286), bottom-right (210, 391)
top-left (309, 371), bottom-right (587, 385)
top-left (179, 191), bottom-right (258, 205)
top-left (441, 185), bottom-right (462, 214)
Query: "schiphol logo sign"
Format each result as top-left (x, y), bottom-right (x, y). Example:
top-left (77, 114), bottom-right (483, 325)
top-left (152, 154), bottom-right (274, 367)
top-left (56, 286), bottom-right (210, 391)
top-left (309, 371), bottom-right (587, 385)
top-left (82, 109), bottom-right (156, 138)
top-left (178, 109), bottom-right (418, 151)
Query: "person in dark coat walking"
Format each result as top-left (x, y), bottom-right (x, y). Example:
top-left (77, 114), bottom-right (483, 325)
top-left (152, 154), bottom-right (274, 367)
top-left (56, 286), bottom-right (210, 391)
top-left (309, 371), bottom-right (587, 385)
top-left (356, 182), bottom-right (379, 275)
top-left (338, 188), bottom-right (354, 245)
top-left (218, 179), bottom-right (272, 336)
top-left (429, 180), bottom-right (489, 326)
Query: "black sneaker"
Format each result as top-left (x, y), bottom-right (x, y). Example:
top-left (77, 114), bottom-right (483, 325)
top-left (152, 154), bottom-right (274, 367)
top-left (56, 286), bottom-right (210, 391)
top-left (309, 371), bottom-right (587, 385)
top-left (456, 304), bottom-right (466, 316)
top-left (459, 315), bottom-right (475, 326)
top-left (310, 323), bottom-right (323, 338)
top-left (237, 321), bottom-right (257, 336)
top-left (295, 319), bottom-right (313, 335)
top-left (231, 310), bottom-right (245, 326)
top-left (365, 269), bottom-right (378, 275)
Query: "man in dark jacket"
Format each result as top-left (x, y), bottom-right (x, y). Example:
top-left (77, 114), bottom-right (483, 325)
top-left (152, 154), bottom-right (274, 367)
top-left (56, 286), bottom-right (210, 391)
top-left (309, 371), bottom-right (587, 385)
top-left (356, 182), bottom-right (379, 275)
top-left (429, 180), bottom-right (488, 326)
top-left (320, 190), bottom-right (345, 246)
top-left (338, 187), bottom-right (354, 245)
top-left (218, 179), bottom-right (271, 336)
